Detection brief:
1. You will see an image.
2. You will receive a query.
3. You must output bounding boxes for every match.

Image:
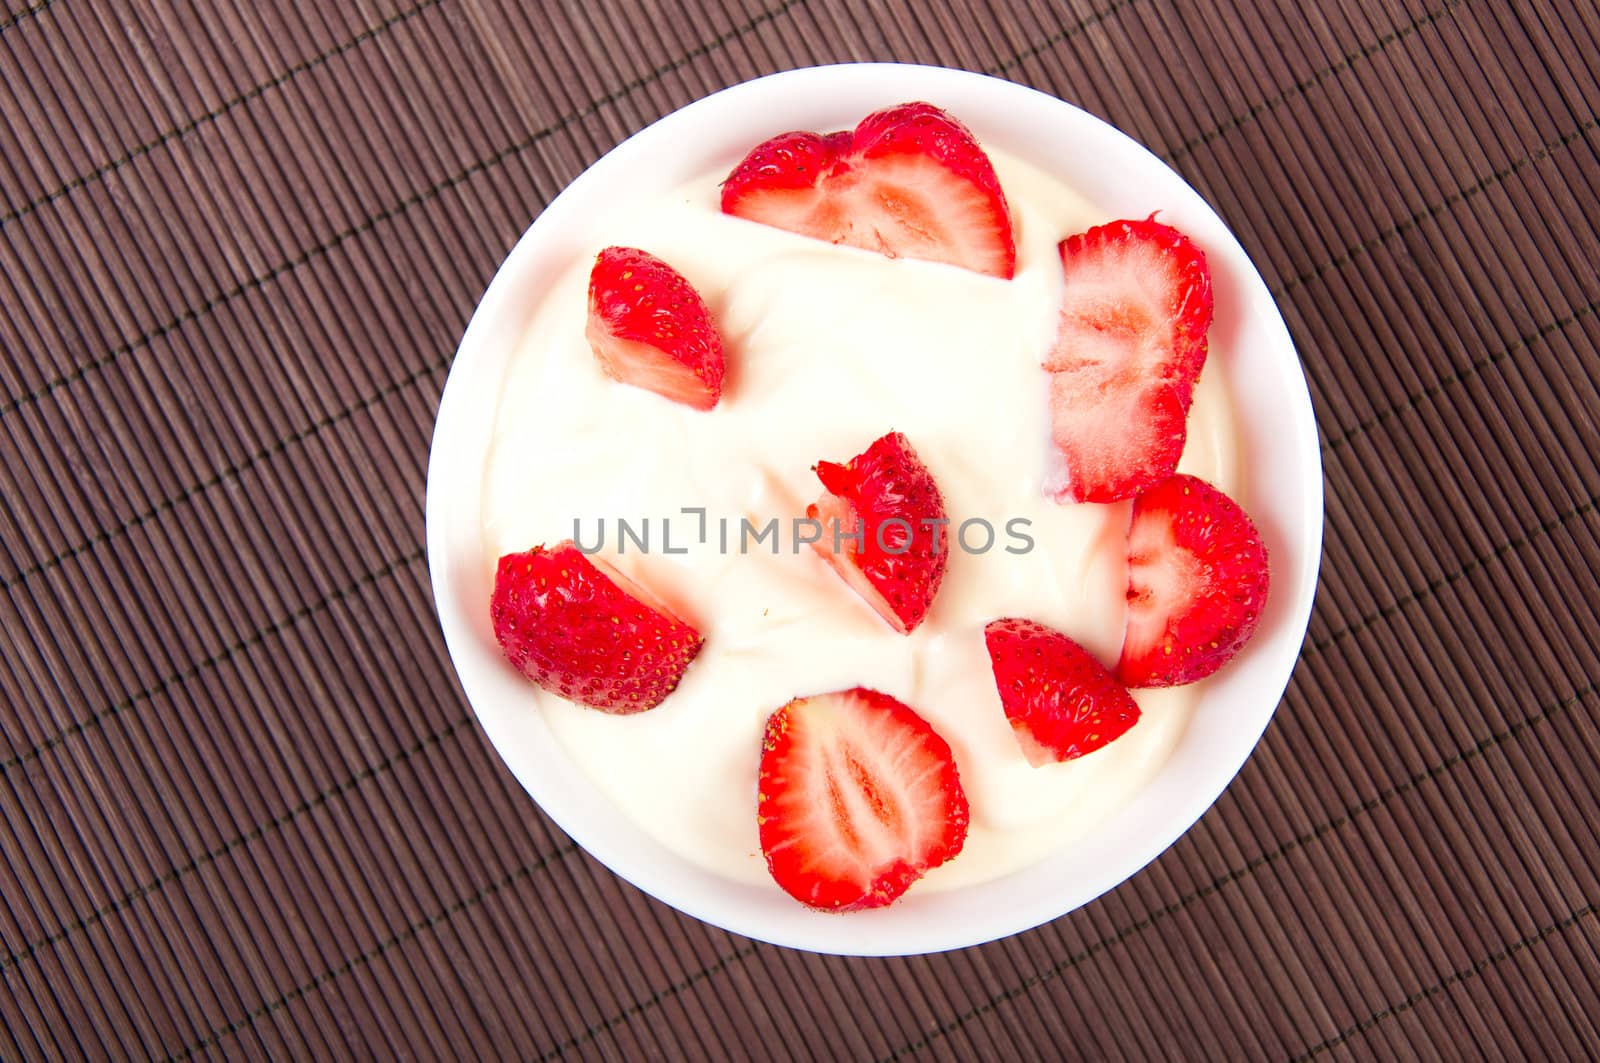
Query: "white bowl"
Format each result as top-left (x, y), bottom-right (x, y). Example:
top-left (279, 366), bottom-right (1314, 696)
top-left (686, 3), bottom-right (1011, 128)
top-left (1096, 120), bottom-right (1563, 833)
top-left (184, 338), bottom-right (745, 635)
top-left (426, 63), bottom-right (1322, 955)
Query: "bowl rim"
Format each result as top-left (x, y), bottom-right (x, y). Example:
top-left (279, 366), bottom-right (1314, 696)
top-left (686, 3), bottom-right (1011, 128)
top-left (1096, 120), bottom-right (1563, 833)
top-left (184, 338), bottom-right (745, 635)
top-left (426, 62), bottom-right (1324, 956)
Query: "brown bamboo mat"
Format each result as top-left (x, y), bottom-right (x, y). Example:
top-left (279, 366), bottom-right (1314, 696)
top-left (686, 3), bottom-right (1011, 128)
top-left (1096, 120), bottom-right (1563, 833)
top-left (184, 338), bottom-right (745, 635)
top-left (0, 0), bottom-right (1596, 1058)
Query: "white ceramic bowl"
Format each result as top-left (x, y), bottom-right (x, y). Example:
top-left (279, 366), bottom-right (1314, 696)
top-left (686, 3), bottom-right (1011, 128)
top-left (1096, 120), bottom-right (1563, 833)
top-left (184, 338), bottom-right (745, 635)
top-left (426, 63), bottom-right (1322, 955)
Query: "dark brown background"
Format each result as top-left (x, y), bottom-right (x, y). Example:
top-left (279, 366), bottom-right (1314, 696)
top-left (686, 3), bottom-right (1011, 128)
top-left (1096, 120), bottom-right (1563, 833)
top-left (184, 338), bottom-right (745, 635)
top-left (0, 0), bottom-right (1596, 1058)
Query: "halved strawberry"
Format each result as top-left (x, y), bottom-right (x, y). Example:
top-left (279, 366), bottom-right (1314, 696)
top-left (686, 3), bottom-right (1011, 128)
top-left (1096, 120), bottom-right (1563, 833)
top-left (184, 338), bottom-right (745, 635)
top-left (721, 102), bottom-right (1016, 279)
top-left (1118, 474), bottom-right (1270, 687)
top-left (490, 541), bottom-right (704, 713)
top-left (1045, 217), bottom-right (1213, 503)
top-left (984, 618), bottom-right (1142, 765)
top-left (585, 246), bottom-right (725, 410)
top-left (805, 431), bottom-right (948, 634)
top-left (757, 687), bottom-right (969, 911)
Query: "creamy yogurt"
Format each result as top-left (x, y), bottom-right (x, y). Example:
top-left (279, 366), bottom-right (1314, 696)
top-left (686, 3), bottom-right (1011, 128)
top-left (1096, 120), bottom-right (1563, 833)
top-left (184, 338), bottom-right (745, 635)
top-left (480, 149), bottom-right (1240, 891)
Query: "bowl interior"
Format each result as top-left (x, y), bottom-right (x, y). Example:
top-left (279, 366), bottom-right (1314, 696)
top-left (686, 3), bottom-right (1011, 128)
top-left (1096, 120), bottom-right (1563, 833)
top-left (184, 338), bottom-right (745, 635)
top-left (426, 63), bottom-right (1322, 956)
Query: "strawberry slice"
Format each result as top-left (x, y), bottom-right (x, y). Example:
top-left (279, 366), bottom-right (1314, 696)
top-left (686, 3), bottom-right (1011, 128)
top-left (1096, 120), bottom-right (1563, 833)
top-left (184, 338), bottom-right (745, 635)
top-left (490, 541), bottom-right (704, 713)
top-left (1118, 474), bottom-right (1270, 687)
top-left (721, 102), bottom-right (1016, 279)
top-left (585, 246), bottom-right (726, 410)
top-left (805, 431), bottom-right (948, 634)
top-left (984, 618), bottom-right (1142, 765)
top-left (757, 687), bottom-right (969, 911)
top-left (1045, 217), bottom-right (1213, 503)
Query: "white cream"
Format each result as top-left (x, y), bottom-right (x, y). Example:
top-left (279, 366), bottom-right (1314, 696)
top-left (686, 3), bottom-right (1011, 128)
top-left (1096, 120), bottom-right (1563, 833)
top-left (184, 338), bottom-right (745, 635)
top-left (480, 150), bottom-right (1240, 891)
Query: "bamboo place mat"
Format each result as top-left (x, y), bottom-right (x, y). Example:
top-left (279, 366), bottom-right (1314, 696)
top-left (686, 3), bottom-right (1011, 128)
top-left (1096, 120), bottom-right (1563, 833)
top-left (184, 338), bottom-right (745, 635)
top-left (0, 0), bottom-right (1596, 1058)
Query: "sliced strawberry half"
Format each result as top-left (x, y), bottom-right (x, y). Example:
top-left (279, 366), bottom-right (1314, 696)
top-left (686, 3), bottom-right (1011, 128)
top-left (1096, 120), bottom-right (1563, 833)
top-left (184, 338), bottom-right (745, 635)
top-left (984, 618), bottom-right (1142, 765)
top-left (490, 541), bottom-right (704, 713)
top-left (1045, 216), bottom-right (1213, 503)
top-left (757, 687), bottom-right (969, 911)
top-left (805, 431), bottom-right (948, 634)
top-left (721, 102), bottom-right (1016, 279)
top-left (585, 246), bottom-right (726, 410)
top-left (1118, 474), bottom-right (1270, 688)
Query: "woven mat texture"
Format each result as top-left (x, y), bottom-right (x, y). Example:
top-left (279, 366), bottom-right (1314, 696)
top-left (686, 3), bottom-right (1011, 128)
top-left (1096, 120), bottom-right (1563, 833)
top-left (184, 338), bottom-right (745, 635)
top-left (1, 0), bottom-right (1597, 1058)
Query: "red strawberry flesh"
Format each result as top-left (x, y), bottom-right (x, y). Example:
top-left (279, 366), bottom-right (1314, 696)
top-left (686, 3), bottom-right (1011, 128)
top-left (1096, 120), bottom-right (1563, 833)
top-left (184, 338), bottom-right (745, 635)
top-left (805, 431), bottom-right (948, 634)
top-left (757, 687), bottom-right (969, 911)
top-left (1117, 474), bottom-right (1270, 687)
top-left (721, 102), bottom-right (1016, 279)
top-left (1046, 217), bottom-right (1213, 503)
top-left (984, 618), bottom-right (1141, 765)
top-left (490, 541), bottom-right (703, 713)
top-left (586, 246), bottom-right (725, 410)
